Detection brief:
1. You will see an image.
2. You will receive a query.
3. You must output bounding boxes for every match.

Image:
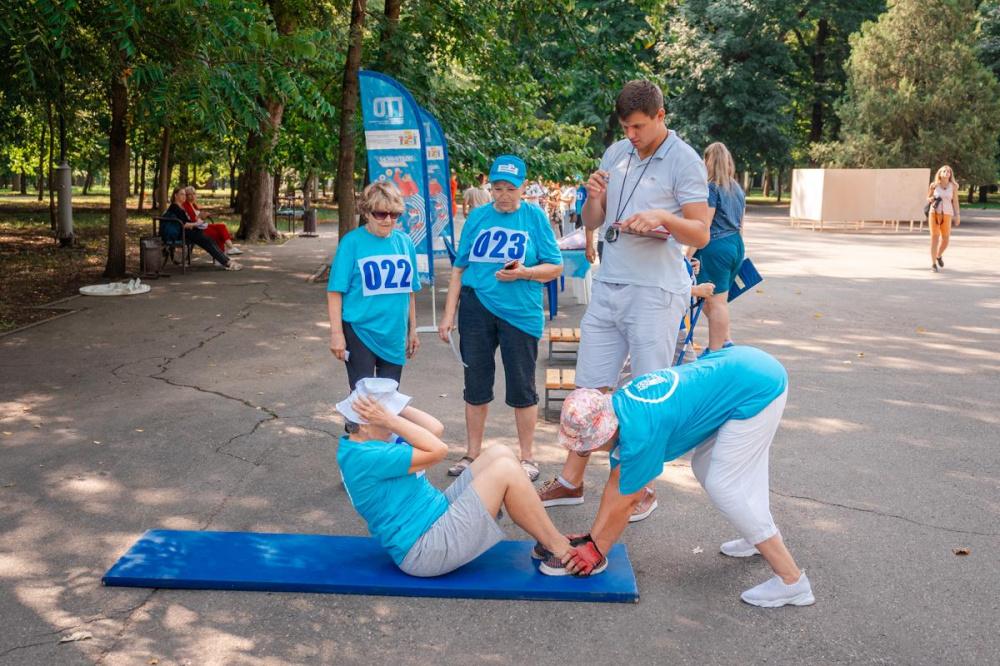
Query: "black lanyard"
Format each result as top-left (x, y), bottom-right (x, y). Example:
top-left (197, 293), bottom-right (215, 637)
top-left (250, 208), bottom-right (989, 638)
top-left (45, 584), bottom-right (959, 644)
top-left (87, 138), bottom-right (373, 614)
top-left (613, 133), bottom-right (669, 224)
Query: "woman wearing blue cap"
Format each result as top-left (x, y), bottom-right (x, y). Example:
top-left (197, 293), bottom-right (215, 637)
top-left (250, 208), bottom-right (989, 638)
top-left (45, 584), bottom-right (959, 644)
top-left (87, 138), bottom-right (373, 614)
top-left (438, 155), bottom-right (563, 481)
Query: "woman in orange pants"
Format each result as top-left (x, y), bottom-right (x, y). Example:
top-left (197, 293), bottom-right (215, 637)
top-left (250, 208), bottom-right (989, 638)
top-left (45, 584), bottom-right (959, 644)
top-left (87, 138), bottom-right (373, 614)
top-left (926, 166), bottom-right (960, 272)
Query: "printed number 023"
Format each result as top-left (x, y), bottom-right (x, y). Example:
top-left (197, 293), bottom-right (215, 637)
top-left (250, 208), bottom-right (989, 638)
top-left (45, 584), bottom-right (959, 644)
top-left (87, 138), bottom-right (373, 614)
top-left (472, 229), bottom-right (526, 261)
top-left (362, 258), bottom-right (412, 291)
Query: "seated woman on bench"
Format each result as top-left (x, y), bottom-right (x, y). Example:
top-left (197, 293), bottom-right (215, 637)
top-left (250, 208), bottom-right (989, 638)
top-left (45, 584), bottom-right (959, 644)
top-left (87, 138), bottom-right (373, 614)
top-left (162, 187), bottom-right (242, 271)
top-left (337, 377), bottom-right (578, 577)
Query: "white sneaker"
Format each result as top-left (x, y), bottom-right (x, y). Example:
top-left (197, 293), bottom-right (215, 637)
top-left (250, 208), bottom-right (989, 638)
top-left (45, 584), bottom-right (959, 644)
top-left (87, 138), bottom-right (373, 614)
top-left (741, 572), bottom-right (815, 608)
top-left (228, 246), bottom-right (243, 255)
top-left (225, 261), bottom-right (243, 271)
top-left (720, 538), bottom-right (760, 558)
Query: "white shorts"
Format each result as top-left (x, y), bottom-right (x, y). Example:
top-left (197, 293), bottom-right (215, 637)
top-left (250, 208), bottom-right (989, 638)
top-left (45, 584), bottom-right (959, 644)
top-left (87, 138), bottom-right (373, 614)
top-left (690, 390), bottom-right (788, 545)
top-left (575, 281), bottom-right (687, 389)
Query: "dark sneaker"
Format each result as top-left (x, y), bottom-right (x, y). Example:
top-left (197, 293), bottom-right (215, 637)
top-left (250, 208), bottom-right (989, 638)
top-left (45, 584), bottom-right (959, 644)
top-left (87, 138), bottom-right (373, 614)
top-left (537, 477), bottom-right (584, 507)
top-left (937, 256), bottom-right (944, 267)
top-left (628, 486), bottom-right (658, 523)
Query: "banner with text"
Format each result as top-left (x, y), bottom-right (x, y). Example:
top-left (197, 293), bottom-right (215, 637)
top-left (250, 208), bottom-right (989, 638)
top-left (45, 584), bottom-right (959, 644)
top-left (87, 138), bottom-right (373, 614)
top-left (358, 70), bottom-right (433, 282)
top-left (417, 105), bottom-right (455, 253)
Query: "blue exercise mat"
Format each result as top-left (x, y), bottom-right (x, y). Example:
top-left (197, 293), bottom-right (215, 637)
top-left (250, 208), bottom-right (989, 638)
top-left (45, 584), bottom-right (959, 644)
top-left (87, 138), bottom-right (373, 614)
top-left (103, 530), bottom-right (639, 603)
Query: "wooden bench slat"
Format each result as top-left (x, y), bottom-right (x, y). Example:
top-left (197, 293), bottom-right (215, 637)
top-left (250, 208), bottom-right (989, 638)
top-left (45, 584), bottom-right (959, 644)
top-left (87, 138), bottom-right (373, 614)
top-left (545, 368), bottom-right (561, 389)
top-left (561, 369), bottom-right (576, 389)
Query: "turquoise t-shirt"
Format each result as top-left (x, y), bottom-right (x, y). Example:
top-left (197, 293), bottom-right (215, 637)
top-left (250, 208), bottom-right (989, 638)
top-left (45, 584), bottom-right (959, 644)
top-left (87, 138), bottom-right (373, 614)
top-left (611, 346), bottom-right (788, 495)
top-left (454, 202), bottom-right (562, 339)
top-left (328, 226), bottom-right (422, 365)
top-left (337, 436), bottom-right (448, 565)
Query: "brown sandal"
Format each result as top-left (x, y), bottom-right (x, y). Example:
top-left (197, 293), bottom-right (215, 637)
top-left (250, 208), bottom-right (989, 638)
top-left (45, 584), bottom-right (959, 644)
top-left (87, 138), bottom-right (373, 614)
top-left (447, 456), bottom-right (475, 477)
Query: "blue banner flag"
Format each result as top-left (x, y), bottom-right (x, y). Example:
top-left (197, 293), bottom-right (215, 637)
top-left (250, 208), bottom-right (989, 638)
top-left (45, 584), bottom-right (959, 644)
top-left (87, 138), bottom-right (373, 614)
top-left (417, 105), bottom-right (456, 252)
top-left (358, 70), bottom-right (433, 282)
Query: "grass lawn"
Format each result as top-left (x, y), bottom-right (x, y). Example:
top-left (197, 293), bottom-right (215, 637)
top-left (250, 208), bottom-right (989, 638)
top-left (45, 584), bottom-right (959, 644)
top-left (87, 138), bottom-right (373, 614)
top-left (0, 190), bottom-right (340, 333)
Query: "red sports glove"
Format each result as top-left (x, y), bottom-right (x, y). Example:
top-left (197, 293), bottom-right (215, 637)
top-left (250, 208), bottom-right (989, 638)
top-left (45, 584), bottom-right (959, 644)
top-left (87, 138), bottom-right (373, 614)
top-left (565, 535), bottom-right (604, 576)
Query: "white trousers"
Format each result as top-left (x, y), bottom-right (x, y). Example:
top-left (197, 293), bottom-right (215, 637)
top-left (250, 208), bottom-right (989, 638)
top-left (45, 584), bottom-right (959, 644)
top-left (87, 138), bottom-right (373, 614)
top-left (575, 281), bottom-right (687, 389)
top-left (690, 390), bottom-right (788, 546)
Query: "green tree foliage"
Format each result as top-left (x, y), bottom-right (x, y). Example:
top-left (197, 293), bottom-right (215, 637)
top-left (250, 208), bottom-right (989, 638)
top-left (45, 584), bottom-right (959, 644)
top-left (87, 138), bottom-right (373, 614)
top-left (820, 0), bottom-right (1000, 185)
top-left (785, 0), bottom-right (885, 155)
top-left (977, 0), bottom-right (1000, 78)
top-left (660, 0), bottom-right (795, 170)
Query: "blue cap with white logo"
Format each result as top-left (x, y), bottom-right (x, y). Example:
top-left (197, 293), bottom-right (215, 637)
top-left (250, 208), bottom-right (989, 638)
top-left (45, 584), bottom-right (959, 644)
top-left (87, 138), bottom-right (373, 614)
top-left (489, 155), bottom-right (527, 188)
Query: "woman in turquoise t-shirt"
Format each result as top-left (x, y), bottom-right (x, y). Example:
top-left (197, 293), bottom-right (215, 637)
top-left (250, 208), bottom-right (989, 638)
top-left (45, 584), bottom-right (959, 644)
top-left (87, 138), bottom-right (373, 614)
top-left (328, 181), bottom-right (421, 390)
top-left (437, 155), bottom-right (563, 482)
top-left (551, 346), bottom-right (815, 608)
top-left (336, 379), bottom-right (573, 577)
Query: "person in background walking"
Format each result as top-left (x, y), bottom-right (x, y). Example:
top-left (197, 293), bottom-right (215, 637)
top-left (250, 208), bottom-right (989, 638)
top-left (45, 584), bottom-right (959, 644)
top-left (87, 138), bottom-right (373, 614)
top-left (686, 142), bottom-right (745, 353)
top-left (927, 165), bottom-right (960, 272)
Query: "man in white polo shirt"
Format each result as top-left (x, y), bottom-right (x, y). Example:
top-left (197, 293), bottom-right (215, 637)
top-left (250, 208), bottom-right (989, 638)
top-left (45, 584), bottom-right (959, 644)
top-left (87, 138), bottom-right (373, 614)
top-left (538, 80), bottom-right (710, 520)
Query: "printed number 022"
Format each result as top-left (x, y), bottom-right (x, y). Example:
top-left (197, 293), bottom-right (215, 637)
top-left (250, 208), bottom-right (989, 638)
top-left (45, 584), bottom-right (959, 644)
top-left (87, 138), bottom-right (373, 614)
top-left (362, 259), bottom-right (412, 291)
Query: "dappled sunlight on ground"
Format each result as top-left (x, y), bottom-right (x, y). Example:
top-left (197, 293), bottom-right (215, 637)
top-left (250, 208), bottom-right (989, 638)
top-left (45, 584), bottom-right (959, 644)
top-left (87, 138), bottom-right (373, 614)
top-left (1, 211), bottom-right (998, 662)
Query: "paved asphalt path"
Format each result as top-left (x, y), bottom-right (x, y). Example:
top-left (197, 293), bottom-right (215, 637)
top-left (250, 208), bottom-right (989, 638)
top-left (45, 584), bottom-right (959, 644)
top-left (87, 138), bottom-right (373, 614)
top-left (2, 207), bottom-right (998, 665)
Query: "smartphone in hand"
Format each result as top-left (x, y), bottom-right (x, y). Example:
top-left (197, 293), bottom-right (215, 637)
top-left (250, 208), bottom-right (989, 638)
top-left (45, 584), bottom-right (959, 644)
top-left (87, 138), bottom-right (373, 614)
top-left (503, 259), bottom-right (519, 270)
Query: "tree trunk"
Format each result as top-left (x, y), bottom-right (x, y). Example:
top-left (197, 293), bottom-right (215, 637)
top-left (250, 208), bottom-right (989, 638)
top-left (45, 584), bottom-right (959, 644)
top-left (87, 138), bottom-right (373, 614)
top-left (138, 154), bottom-right (147, 212)
top-left (377, 0), bottom-right (402, 73)
top-left (776, 169), bottom-right (783, 203)
top-left (302, 170), bottom-right (314, 210)
top-left (237, 100), bottom-right (284, 240)
top-left (104, 64), bottom-right (129, 279)
top-left (229, 165), bottom-right (238, 208)
top-left (979, 185), bottom-right (989, 203)
top-left (83, 171), bottom-right (94, 195)
top-left (133, 147), bottom-right (140, 195)
top-left (335, 0), bottom-right (368, 238)
top-left (47, 102), bottom-right (56, 232)
top-left (809, 18), bottom-right (829, 146)
top-left (235, 168), bottom-right (249, 214)
top-left (37, 117), bottom-right (46, 202)
top-left (967, 184), bottom-right (975, 204)
top-left (13, 173), bottom-right (21, 192)
top-left (762, 170), bottom-right (771, 198)
top-left (179, 162), bottom-right (189, 186)
top-left (156, 126), bottom-right (172, 213)
top-left (273, 171), bottom-right (282, 209)
top-left (151, 162), bottom-right (160, 210)
top-left (192, 163), bottom-right (198, 188)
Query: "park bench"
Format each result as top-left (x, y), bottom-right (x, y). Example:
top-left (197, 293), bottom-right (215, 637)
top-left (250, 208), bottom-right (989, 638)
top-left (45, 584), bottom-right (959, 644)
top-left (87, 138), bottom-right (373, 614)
top-left (547, 326), bottom-right (581, 362)
top-left (543, 367), bottom-right (576, 418)
top-left (276, 194), bottom-right (304, 234)
top-left (148, 215), bottom-right (191, 275)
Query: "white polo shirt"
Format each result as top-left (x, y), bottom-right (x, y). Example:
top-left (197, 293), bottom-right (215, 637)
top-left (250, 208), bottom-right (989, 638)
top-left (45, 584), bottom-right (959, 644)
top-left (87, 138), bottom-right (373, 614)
top-left (597, 131), bottom-right (708, 294)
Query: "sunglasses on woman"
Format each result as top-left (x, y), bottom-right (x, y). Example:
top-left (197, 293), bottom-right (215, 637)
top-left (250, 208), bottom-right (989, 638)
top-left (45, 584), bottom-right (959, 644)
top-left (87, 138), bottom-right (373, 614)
top-left (371, 210), bottom-right (402, 220)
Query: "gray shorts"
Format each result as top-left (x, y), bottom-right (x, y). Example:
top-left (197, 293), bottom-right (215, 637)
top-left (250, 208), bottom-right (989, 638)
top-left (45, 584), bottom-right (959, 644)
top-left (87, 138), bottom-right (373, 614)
top-left (399, 467), bottom-right (505, 577)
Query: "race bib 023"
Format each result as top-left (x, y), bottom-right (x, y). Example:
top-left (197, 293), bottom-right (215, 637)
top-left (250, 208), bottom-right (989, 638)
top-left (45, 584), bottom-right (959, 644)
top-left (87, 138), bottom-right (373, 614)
top-left (357, 254), bottom-right (414, 296)
top-left (468, 226), bottom-right (529, 264)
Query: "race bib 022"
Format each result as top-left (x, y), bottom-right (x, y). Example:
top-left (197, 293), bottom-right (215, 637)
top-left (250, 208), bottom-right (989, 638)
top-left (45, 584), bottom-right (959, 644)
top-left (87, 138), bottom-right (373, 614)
top-left (468, 226), bottom-right (529, 264)
top-left (357, 254), bottom-right (414, 296)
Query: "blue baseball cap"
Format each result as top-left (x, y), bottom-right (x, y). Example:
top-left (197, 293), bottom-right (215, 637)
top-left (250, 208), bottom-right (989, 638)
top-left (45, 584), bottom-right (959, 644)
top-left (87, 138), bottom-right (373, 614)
top-left (489, 155), bottom-right (527, 187)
